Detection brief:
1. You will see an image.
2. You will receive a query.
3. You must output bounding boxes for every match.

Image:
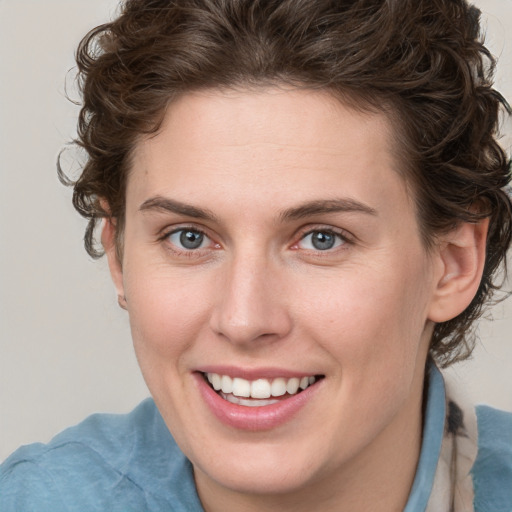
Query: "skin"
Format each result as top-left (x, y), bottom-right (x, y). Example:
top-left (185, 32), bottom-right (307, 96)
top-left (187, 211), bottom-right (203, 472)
top-left (103, 87), bottom-right (487, 512)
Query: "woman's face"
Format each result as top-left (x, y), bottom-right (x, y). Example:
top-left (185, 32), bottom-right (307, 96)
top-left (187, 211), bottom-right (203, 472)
top-left (108, 88), bottom-right (443, 499)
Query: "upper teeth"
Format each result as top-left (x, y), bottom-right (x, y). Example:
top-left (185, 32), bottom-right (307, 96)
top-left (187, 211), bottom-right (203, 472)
top-left (206, 373), bottom-right (317, 399)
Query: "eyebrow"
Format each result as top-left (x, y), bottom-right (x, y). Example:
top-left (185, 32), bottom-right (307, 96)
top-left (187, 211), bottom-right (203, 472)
top-left (139, 196), bottom-right (219, 222)
top-left (139, 196), bottom-right (377, 223)
top-left (279, 198), bottom-right (377, 222)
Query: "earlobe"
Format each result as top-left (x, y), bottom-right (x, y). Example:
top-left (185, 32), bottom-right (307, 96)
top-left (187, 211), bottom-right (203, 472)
top-left (428, 218), bottom-right (489, 323)
top-left (101, 216), bottom-right (127, 310)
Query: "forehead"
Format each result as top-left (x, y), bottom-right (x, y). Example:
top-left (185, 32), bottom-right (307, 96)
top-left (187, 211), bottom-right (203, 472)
top-left (127, 87), bottom-right (414, 221)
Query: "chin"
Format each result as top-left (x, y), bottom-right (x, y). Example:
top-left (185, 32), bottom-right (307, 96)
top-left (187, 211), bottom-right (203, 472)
top-left (188, 433), bottom-right (338, 498)
top-left (195, 454), bottom-right (323, 496)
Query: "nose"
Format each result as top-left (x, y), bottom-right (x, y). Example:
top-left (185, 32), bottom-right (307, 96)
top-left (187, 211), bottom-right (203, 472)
top-left (209, 252), bottom-right (293, 346)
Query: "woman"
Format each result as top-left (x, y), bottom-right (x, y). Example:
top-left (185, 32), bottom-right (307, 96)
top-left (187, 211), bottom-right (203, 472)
top-left (1, 0), bottom-right (511, 510)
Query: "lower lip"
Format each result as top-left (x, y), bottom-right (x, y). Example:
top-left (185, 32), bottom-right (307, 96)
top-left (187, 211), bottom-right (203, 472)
top-left (194, 373), bottom-right (322, 431)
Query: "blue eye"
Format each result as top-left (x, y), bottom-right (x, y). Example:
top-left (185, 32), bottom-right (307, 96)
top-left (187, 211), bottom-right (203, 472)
top-left (299, 230), bottom-right (345, 251)
top-left (168, 229), bottom-right (209, 250)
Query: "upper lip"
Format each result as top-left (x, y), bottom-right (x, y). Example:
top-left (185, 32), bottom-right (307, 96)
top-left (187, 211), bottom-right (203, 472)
top-left (196, 366), bottom-right (321, 380)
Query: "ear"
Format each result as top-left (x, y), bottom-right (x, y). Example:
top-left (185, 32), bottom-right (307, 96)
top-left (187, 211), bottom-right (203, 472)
top-left (428, 218), bottom-right (489, 323)
top-left (101, 217), bottom-right (127, 310)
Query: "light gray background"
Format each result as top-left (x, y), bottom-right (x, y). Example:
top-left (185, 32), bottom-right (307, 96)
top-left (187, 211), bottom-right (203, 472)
top-left (1, 0), bottom-right (511, 461)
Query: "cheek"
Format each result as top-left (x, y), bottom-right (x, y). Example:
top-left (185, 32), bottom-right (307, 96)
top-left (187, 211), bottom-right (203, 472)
top-left (308, 266), bottom-right (432, 419)
top-left (123, 264), bottom-right (213, 362)
top-left (297, 259), bottom-right (432, 369)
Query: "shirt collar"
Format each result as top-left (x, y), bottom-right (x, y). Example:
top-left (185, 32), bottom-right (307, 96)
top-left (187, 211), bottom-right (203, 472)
top-left (403, 363), bottom-right (446, 512)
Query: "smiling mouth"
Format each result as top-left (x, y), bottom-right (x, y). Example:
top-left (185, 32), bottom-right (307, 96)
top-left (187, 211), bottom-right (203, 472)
top-left (203, 372), bottom-right (324, 407)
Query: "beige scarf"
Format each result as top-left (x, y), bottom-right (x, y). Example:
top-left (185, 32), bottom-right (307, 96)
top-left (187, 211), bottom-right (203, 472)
top-left (426, 372), bottom-right (478, 512)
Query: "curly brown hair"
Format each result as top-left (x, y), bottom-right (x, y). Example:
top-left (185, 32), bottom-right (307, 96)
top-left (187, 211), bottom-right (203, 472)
top-left (60, 0), bottom-right (512, 366)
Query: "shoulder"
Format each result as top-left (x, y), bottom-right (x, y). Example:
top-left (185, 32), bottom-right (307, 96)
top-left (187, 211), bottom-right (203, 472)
top-left (472, 405), bottom-right (512, 512)
top-left (0, 399), bottom-right (203, 512)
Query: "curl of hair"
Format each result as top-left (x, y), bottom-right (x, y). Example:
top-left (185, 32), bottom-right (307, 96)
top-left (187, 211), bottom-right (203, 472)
top-left (61, 0), bottom-right (512, 366)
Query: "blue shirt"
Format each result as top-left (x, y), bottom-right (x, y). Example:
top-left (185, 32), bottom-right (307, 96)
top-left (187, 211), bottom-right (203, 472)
top-left (1, 366), bottom-right (511, 511)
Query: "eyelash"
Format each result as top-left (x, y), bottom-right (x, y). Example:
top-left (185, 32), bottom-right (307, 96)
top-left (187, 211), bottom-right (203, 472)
top-left (160, 226), bottom-right (217, 257)
top-left (293, 227), bottom-right (352, 254)
top-left (159, 225), bottom-right (353, 257)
